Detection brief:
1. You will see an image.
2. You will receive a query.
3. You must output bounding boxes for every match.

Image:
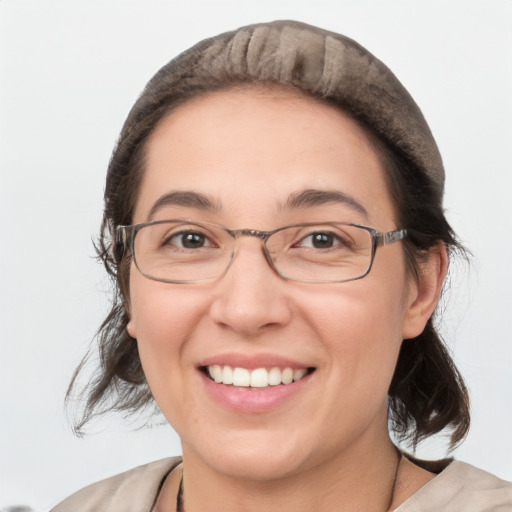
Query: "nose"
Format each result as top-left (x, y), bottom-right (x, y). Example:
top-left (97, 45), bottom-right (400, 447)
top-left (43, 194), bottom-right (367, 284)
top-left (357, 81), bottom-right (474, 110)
top-left (209, 238), bottom-right (293, 336)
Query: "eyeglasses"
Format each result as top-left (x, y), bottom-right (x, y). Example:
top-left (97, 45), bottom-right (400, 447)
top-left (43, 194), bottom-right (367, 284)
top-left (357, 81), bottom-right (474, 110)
top-left (116, 219), bottom-right (407, 284)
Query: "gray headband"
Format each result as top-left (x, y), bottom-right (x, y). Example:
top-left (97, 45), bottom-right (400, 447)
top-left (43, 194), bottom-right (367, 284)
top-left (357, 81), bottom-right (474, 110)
top-left (134, 20), bottom-right (445, 198)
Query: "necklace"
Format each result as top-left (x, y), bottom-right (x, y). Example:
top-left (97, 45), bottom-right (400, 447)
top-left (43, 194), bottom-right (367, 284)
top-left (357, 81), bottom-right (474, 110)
top-left (176, 469), bottom-right (184, 512)
top-left (175, 452), bottom-right (401, 512)
top-left (387, 450), bottom-right (402, 511)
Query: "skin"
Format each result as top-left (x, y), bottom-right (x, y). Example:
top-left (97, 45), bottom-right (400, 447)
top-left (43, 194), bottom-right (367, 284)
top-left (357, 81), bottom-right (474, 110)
top-left (126, 86), bottom-right (447, 511)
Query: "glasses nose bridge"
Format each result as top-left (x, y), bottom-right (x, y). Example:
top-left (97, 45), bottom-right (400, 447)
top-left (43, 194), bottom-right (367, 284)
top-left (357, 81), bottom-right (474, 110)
top-left (227, 228), bottom-right (272, 255)
top-left (224, 227), bottom-right (275, 272)
top-left (228, 228), bottom-right (270, 241)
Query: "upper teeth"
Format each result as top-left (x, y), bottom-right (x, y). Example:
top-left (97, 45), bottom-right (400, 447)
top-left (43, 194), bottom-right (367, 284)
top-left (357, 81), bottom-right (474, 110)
top-left (207, 365), bottom-right (308, 388)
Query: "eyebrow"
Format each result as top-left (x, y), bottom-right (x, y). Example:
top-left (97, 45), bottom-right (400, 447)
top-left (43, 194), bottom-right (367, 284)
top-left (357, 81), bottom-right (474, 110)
top-left (148, 188), bottom-right (368, 221)
top-left (283, 189), bottom-right (368, 218)
top-left (148, 191), bottom-right (220, 220)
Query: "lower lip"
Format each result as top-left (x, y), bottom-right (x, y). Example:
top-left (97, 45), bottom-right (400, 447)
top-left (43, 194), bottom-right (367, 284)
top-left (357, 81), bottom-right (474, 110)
top-left (200, 370), bottom-right (311, 413)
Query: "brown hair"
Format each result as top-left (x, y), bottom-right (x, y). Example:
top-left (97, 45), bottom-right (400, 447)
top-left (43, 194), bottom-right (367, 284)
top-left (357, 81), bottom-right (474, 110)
top-left (68, 20), bottom-right (470, 449)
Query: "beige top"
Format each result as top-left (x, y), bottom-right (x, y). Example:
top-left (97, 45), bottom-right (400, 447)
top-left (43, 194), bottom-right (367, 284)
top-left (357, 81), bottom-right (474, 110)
top-left (51, 457), bottom-right (512, 511)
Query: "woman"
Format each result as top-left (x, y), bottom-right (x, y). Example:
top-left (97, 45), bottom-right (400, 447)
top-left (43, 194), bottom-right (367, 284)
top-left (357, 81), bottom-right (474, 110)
top-left (52, 20), bottom-right (512, 511)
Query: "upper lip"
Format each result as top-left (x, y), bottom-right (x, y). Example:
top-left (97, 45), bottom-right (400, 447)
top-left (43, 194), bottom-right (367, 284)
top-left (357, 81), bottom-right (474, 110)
top-left (198, 353), bottom-right (313, 370)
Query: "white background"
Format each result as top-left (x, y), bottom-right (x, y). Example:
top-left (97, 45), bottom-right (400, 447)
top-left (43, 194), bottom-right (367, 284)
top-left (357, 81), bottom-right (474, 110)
top-left (1, 1), bottom-right (511, 510)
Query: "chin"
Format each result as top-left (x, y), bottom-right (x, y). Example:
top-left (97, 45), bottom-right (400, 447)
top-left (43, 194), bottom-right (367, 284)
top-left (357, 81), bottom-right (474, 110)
top-left (184, 428), bottom-right (314, 481)
top-left (209, 452), bottom-right (307, 482)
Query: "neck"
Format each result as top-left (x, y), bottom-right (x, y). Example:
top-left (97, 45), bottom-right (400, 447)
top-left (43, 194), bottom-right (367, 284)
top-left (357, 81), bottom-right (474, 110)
top-left (179, 437), bottom-right (401, 512)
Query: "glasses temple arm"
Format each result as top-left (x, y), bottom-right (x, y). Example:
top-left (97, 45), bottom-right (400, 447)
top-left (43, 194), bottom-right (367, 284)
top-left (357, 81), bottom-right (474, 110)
top-left (381, 229), bottom-right (408, 246)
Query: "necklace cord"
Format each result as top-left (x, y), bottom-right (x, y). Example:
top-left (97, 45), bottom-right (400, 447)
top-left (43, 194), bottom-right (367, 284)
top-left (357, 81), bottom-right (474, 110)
top-left (176, 468), bottom-right (184, 512)
top-left (387, 449), bottom-right (402, 512)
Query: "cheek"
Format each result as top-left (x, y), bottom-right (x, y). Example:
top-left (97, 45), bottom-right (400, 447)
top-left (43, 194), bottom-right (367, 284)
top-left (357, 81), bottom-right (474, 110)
top-left (127, 273), bottom-right (210, 406)
top-left (128, 264), bottom-right (210, 339)
top-left (323, 295), bottom-right (403, 380)
top-left (302, 272), bottom-right (408, 396)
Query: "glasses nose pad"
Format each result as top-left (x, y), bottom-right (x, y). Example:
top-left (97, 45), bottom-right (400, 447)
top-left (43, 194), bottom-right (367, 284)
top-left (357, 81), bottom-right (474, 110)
top-left (261, 242), bottom-right (282, 277)
top-left (218, 234), bottom-right (281, 280)
top-left (217, 245), bottom-right (237, 279)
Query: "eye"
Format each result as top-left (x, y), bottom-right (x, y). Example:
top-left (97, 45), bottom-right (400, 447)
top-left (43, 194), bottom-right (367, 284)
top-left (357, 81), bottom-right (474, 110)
top-left (166, 230), bottom-right (214, 249)
top-left (296, 231), bottom-right (347, 249)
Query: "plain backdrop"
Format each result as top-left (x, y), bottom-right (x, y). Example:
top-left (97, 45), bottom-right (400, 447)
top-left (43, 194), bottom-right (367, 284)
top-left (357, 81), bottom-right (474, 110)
top-left (1, 1), bottom-right (511, 510)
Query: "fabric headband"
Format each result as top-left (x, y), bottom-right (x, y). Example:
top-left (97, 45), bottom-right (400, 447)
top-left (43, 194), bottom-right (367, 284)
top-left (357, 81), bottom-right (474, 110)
top-left (128, 20), bottom-right (445, 199)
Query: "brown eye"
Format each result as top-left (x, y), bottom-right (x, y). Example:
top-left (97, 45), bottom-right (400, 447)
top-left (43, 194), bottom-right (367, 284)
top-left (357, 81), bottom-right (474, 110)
top-left (297, 232), bottom-right (345, 249)
top-left (310, 233), bottom-right (335, 248)
top-left (167, 231), bottom-right (213, 249)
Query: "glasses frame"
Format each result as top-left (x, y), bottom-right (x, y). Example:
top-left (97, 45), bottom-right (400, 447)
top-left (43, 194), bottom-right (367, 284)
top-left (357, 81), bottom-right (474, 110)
top-left (116, 219), bottom-right (407, 284)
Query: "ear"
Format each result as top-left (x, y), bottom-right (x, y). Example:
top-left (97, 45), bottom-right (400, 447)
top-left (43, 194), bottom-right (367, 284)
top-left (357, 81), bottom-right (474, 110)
top-left (402, 243), bottom-right (448, 339)
top-left (127, 316), bottom-right (137, 338)
top-left (126, 298), bottom-right (137, 339)
top-left (123, 289), bottom-right (137, 338)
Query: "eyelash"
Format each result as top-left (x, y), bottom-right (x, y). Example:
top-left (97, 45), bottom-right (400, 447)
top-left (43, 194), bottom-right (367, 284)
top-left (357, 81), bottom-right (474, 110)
top-left (163, 230), bottom-right (216, 249)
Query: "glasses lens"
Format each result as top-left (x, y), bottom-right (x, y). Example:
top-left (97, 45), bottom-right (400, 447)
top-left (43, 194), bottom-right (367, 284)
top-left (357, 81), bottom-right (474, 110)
top-left (133, 221), bottom-right (233, 282)
top-left (267, 224), bottom-right (373, 282)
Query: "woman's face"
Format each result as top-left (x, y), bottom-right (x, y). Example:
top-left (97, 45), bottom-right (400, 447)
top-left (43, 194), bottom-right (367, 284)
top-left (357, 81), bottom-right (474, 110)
top-left (127, 87), bottom-right (426, 480)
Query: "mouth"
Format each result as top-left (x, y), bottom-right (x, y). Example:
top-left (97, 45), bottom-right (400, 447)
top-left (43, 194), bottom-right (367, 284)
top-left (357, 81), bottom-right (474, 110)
top-left (201, 365), bottom-right (315, 389)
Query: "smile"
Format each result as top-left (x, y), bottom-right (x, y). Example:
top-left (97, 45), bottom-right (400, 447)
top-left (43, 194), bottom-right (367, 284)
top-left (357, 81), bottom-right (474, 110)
top-left (205, 365), bottom-right (311, 388)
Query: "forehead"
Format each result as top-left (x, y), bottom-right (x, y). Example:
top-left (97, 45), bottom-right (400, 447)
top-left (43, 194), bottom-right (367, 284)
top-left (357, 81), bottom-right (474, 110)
top-left (134, 86), bottom-right (396, 227)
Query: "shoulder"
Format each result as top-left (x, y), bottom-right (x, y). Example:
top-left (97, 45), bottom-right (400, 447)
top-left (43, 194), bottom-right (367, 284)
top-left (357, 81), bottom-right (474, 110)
top-left (396, 461), bottom-right (512, 512)
top-left (50, 456), bottom-right (181, 512)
